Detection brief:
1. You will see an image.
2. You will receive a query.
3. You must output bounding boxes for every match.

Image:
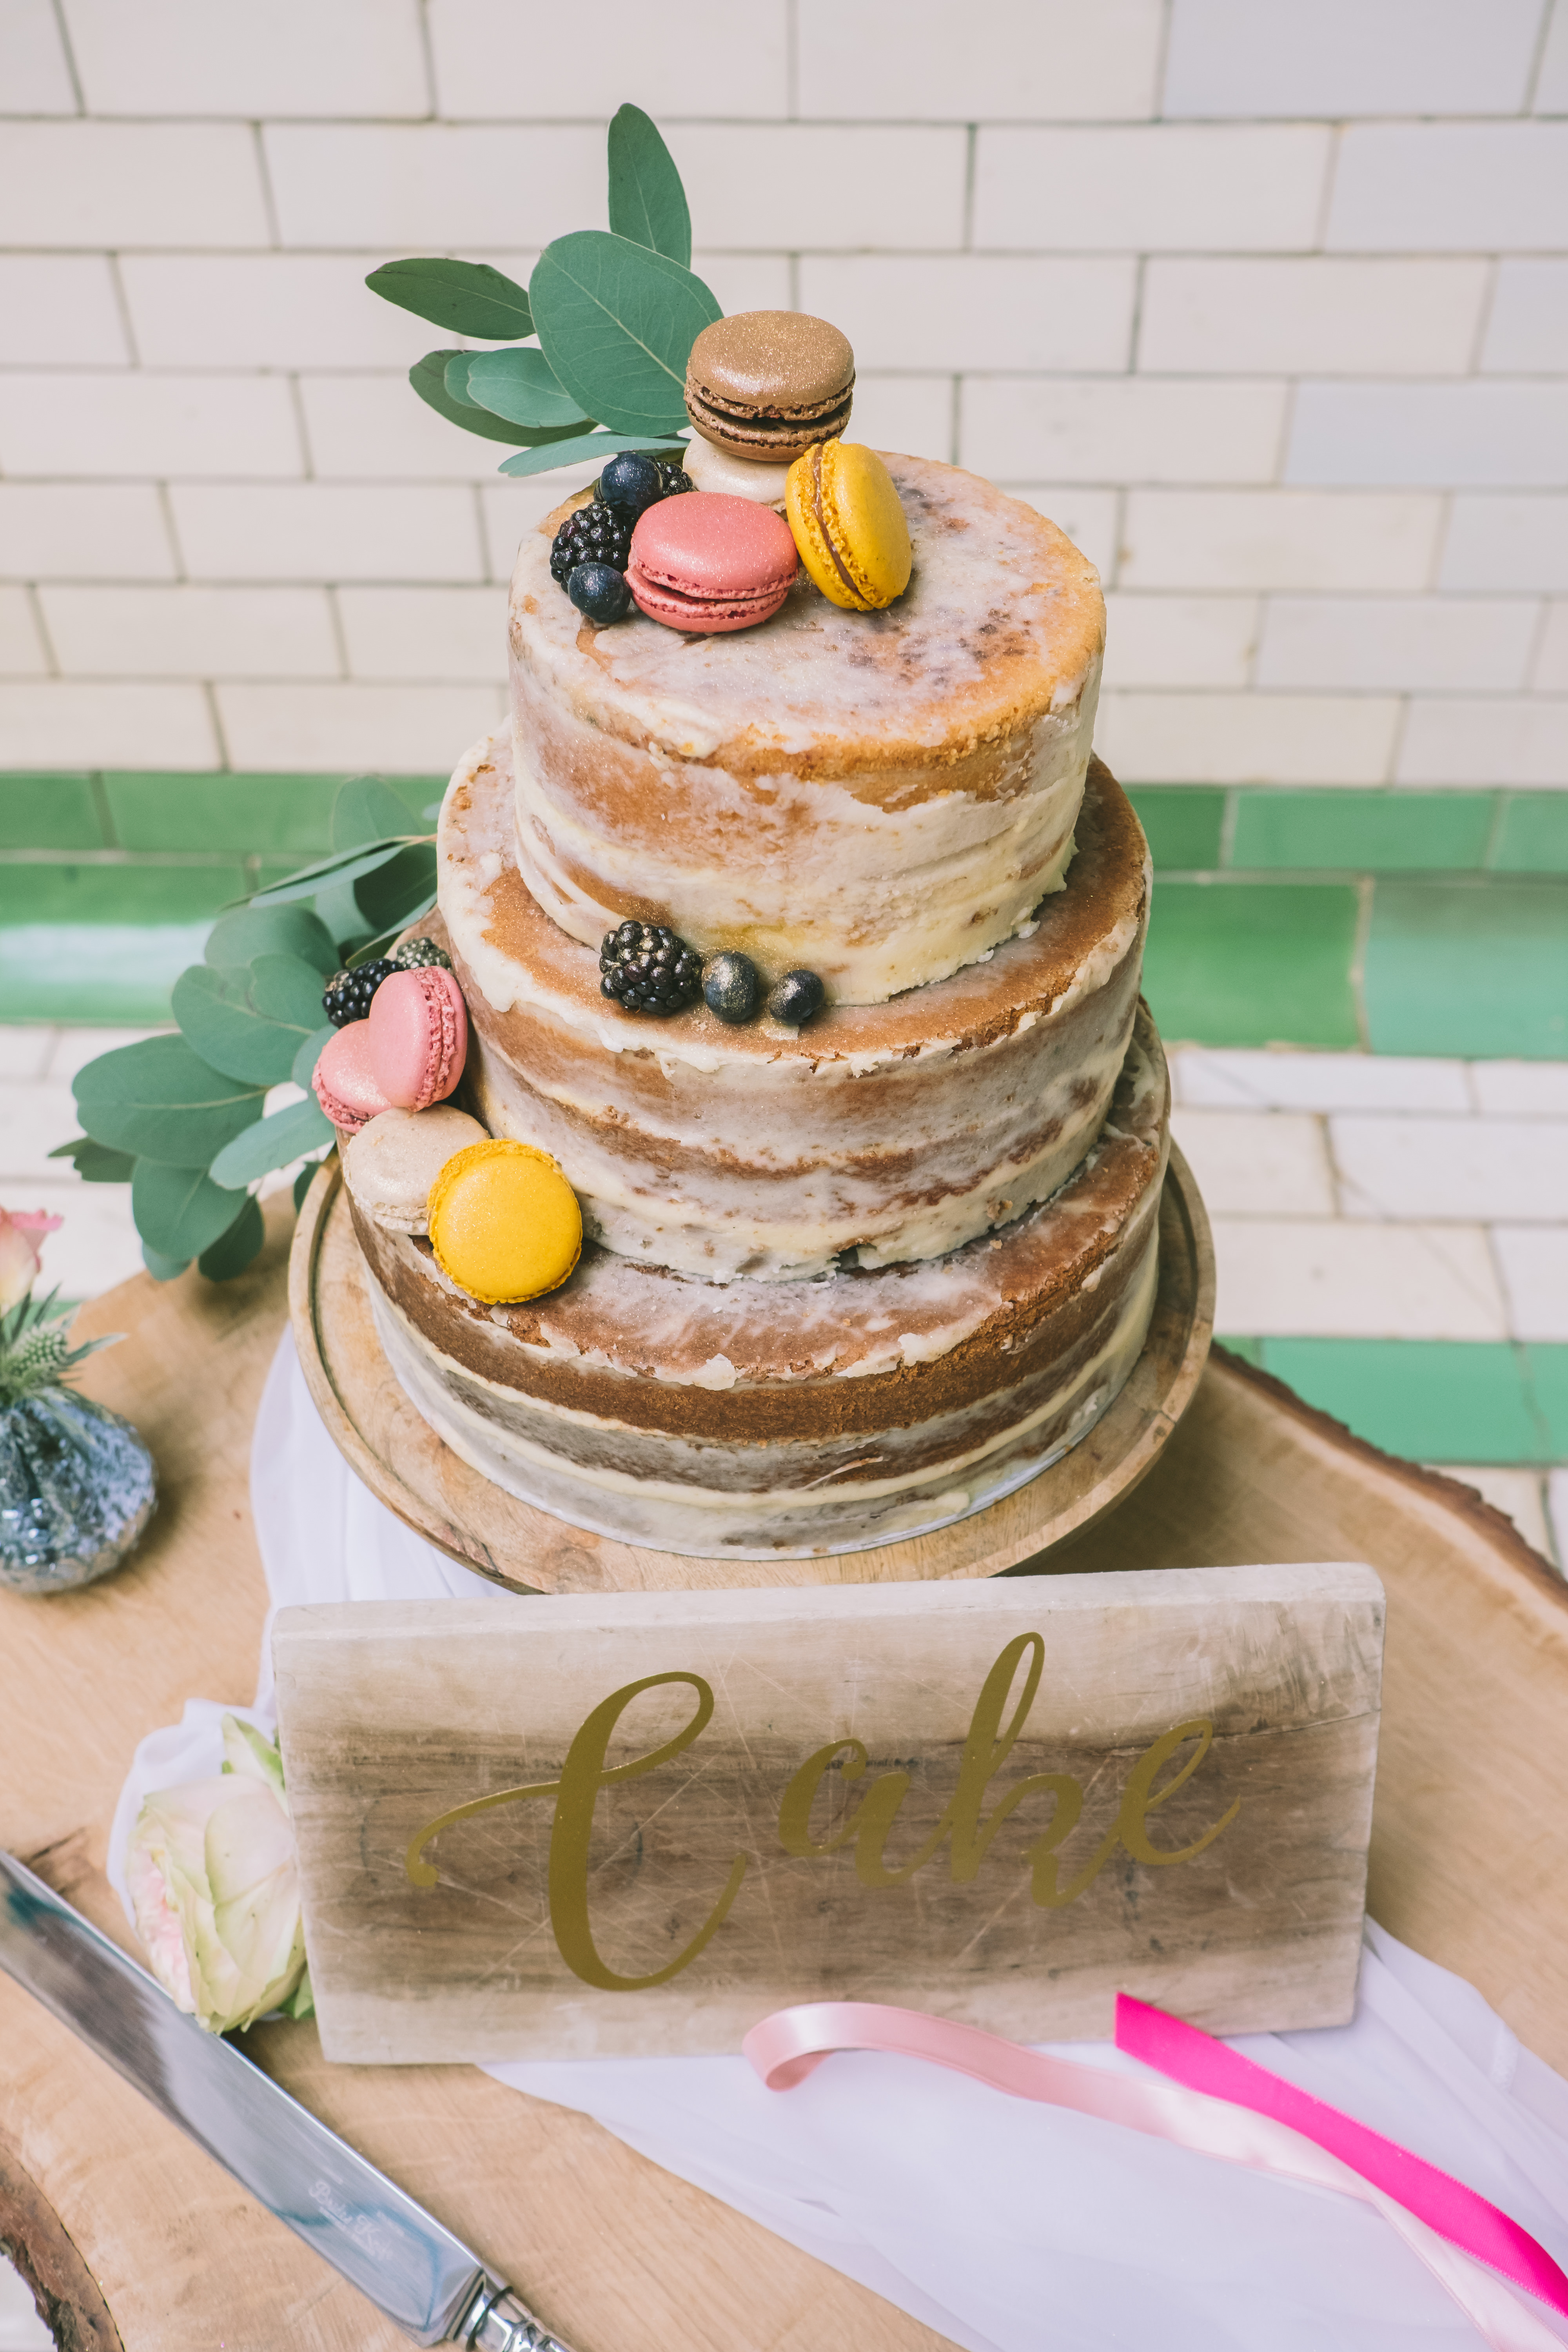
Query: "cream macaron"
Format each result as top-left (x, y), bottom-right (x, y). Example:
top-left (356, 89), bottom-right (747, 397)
top-left (343, 1105), bottom-right (488, 1234)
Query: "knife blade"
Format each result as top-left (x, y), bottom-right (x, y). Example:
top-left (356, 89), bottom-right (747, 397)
top-left (0, 1852), bottom-right (574, 2352)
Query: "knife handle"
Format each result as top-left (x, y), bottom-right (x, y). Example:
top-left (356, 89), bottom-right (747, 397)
top-left (455, 2278), bottom-right (577, 2352)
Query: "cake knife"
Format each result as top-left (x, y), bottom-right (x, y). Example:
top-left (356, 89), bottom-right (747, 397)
top-left (0, 1851), bottom-right (575, 2352)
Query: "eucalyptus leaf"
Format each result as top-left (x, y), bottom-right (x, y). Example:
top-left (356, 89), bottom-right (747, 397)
top-left (443, 351), bottom-right (486, 409)
top-left (250, 953), bottom-right (332, 1033)
top-left (497, 429), bottom-right (686, 479)
top-left (293, 1161), bottom-right (326, 1214)
top-left (354, 841), bottom-right (438, 935)
top-left (367, 258), bottom-right (533, 342)
top-left (211, 1096), bottom-right (336, 1191)
top-left (607, 104), bottom-right (692, 267)
top-left (292, 1022), bottom-right (335, 1092)
top-left (410, 349), bottom-right (538, 445)
top-left (332, 775), bottom-right (421, 853)
top-left (49, 1136), bottom-right (134, 1184)
top-left (465, 347), bottom-right (593, 430)
top-left (205, 903), bottom-right (337, 975)
top-left (251, 837), bottom-right (410, 908)
top-left (142, 1243), bottom-right (189, 1283)
top-left (530, 232), bottom-right (720, 434)
top-left (313, 878), bottom-right (377, 959)
top-left (132, 1158), bottom-right (252, 1261)
top-left (198, 1194), bottom-right (265, 1282)
top-left (172, 963), bottom-right (301, 1086)
top-left (74, 1035), bottom-right (265, 1169)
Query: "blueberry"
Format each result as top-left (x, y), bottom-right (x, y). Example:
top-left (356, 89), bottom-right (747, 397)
top-left (568, 563), bottom-right (633, 625)
top-left (703, 951), bottom-right (762, 1025)
top-left (597, 451), bottom-right (666, 516)
top-left (767, 968), bottom-right (826, 1027)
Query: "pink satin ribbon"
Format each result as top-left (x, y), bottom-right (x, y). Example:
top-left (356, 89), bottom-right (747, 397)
top-left (743, 1996), bottom-right (1568, 2352)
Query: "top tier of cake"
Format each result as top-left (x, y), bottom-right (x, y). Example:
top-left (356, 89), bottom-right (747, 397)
top-left (508, 455), bottom-right (1104, 1004)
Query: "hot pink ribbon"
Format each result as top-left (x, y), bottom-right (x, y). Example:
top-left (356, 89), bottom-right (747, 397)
top-left (743, 1996), bottom-right (1568, 2352)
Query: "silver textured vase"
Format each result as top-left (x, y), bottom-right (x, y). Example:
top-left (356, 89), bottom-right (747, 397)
top-left (0, 1388), bottom-right (157, 1595)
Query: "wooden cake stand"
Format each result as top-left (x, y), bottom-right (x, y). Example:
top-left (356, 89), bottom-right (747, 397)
top-left (5, 1198), bottom-right (1568, 2352)
top-left (287, 1144), bottom-right (1216, 1593)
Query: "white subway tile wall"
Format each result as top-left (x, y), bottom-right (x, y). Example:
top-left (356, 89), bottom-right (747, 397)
top-left (0, 0), bottom-right (1565, 779)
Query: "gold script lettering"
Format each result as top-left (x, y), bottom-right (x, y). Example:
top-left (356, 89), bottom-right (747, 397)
top-left (406, 1671), bottom-right (748, 1992)
top-left (778, 1636), bottom-right (1239, 1911)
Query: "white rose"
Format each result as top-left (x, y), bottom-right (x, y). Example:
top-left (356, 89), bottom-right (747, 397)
top-left (126, 1715), bottom-right (312, 2034)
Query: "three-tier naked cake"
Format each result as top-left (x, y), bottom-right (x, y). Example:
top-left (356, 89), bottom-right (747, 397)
top-left (345, 451), bottom-right (1170, 1557)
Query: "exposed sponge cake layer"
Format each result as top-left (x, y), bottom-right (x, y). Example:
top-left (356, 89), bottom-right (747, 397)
top-left (438, 730), bottom-right (1150, 1283)
top-left (353, 1009), bottom-right (1168, 1557)
top-left (508, 454), bottom-right (1104, 1004)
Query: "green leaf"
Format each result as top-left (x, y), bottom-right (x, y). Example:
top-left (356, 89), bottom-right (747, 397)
top-left (211, 1096), bottom-right (336, 1191)
top-left (442, 351), bottom-right (486, 409)
top-left (197, 1194), bottom-right (265, 1281)
top-left (205, 904), bottom-right (338, 975)
top-left (49, 1136), bottom-right (135, 1184)
top-left (530, 232), bottom-right (719, 435)
top-left (142, 1243), bottom-right (189, 1283)
top-left (133, 1158), bottom-right (251, 1261)
top-left (367, 258), bottom-right (533, 342)
top-left (497, 429), bottom-right (686, 479)
top-left (332, 775), bottom-right (421, 853)
top-left (607, 104), bottom-right (692, 267)
top-left (293, 1160), bottom-right (325, 1214)
top-left (75, 1036), bottom-right (266, 1169)
top-left (464, 347), bottom-right (593, 430)
top-left (410, 349), bottom-right (538, 445)
top-left (171, 962), bottom-right (311, 1087)
top-left (250, 953), bottom-right (331, 1032)
top-left (292, 1022), bottom-right (334, 1091)
top-left (251, 837), bottom-right (410, 908)
top-left (354, 841), bottom-right (438, 936)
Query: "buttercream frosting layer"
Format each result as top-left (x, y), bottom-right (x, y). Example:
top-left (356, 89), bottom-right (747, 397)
top-left (353, 1009), bottom-right (1168, 1556)
top-left (508, 454), bottom-right (1104, 1003)
top-left (438, 730), bottom-right (1150, 1283)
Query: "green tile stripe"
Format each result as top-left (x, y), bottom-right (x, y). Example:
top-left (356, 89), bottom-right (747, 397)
top-left (1218, 1337), bottom-right (1568, 1466)
top-left (2, 772), bottom-right (1566, 1044)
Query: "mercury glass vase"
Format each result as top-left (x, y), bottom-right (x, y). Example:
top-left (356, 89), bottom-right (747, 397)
top-left (0, 1387), bottom-right (157, 1595)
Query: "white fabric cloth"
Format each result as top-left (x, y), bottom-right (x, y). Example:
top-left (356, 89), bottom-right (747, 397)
top-left (108, 1331), bottom-right (1568, 2352)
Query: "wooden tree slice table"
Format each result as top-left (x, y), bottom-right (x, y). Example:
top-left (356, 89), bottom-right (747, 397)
top-left (288, 1146), bottom-right (1216, 1593)
top-left (4, 1196), bottom-right (1568, 2352)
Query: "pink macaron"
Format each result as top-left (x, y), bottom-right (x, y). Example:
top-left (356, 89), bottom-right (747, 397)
top-left (365, 965), bottom-right (468, 1111)
top-left (312, 965), bottom-right (469, 1133)
top-left (626, 492), bottom-right (798, 634)
top-left (312, 1020), bottom-right (392, 1133)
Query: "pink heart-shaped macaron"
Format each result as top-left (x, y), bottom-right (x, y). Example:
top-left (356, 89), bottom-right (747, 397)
top-left (366, 965), bottom-right (468, 1110)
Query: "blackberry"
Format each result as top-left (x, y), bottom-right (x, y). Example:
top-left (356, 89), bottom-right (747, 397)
top-left (322, 958), bottom-right (396, 1027)
top-left (599, 920), bottom-right (703, 1016)
top-left (655, 460), bottom-right (694, 499)
top-left (550, 501), bottom-right (634, 589)
top-left (389, 936), bottom-right (452, 973)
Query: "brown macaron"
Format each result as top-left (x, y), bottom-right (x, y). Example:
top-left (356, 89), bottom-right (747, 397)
top-left (684, 311), bottom-right (855, 466)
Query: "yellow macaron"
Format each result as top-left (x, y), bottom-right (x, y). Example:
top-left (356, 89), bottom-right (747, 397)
top-left (426, 1138), bottom-right (582, 1305)
top-left (786, 441), bottom-right (912, 612)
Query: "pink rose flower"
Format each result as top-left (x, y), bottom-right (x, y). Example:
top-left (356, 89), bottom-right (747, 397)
top-left (0, 1207), bottom-right (62, 1313)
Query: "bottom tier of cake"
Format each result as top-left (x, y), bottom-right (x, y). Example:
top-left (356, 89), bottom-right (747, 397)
top-left (352, 1007), bottom-right (1169, 1558)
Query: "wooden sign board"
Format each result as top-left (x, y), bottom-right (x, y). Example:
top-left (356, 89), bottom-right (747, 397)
top-left (273, 1564), bottom-right (1383, 2065)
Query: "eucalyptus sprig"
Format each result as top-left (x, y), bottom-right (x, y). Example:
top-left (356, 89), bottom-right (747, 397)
top-left (366, 105), bottom-right (718, 481)
top-left (54, 776), bottom-right (442, 1286)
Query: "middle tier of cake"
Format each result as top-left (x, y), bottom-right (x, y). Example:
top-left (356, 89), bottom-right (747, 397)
top-left (438, 730), bottom-right (1150, 1283)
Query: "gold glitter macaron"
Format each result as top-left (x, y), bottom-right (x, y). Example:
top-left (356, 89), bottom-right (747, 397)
top-left (426, 1138), bottom-right (582, 1305)
top-left (684, 312), bottom-right (854, 466)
